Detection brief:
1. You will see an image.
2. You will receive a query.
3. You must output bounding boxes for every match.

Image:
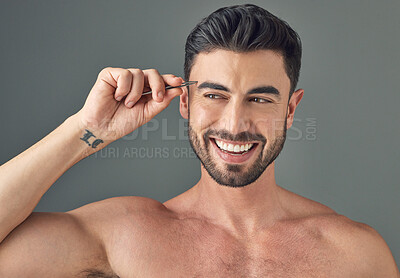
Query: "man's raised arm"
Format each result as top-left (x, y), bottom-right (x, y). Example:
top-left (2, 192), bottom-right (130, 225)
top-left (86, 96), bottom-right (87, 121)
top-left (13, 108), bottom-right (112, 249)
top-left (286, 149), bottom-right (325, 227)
top-left (0, 67), bottom-right (184, 244)
top-left (0, 67), bottom-right (185, 275)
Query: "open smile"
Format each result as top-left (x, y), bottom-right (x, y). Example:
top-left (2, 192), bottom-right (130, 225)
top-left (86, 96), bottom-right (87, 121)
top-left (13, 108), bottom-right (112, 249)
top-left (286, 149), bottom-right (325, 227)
top-left (209, 137), bottom-right (259, 164)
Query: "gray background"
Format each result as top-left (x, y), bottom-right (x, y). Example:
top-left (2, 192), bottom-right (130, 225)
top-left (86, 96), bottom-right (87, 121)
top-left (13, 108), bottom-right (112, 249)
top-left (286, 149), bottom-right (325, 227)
top-left (0, 0), bottom-right (398, 266)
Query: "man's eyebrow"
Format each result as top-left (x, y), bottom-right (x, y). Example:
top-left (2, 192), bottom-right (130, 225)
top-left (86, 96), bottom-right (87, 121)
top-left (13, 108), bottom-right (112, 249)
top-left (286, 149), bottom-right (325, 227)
top-left (197, 82), bottom-right (281, 99)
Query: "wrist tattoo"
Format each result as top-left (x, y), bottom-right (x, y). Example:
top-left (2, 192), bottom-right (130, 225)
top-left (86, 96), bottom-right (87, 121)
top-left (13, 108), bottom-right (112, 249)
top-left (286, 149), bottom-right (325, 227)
top-left (80, 129), bottom-right (104, 149)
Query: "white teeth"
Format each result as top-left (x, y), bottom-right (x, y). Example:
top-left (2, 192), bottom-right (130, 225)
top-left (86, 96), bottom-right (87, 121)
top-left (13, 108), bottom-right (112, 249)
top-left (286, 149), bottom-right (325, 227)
top-left (215, 139), bottom-right (254, 153)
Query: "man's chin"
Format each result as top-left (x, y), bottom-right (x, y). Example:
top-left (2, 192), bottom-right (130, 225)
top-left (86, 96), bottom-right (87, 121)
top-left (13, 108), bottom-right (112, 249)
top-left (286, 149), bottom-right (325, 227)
top-left (208, 174), bottom-right (259, 188)
top-left (201, 162), bottom-right (262, 188)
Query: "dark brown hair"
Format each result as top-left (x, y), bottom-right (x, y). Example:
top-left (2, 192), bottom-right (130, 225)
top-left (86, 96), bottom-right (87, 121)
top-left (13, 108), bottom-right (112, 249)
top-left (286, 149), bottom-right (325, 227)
top-left (184, 4), bottom-right (302, 98)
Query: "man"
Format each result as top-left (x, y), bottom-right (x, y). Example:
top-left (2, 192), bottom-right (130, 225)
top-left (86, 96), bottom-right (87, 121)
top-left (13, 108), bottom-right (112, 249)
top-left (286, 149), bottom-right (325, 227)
top-left (0, 3), bottom-right (398, 277)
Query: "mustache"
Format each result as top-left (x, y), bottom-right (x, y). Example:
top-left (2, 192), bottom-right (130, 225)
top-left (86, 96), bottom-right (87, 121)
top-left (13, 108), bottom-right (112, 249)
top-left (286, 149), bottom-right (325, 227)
top-left (203, 129), bottom-right (266, 144)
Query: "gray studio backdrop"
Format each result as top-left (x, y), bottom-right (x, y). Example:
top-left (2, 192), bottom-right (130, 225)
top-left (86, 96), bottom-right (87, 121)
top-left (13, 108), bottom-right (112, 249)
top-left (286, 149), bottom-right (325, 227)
top-left (0, 0), bottom-right (399, 264)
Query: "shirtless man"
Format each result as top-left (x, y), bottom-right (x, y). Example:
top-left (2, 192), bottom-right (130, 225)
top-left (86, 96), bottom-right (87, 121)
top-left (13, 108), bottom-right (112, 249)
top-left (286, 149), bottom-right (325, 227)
top-left (0, 4), bottom-right (398, 277)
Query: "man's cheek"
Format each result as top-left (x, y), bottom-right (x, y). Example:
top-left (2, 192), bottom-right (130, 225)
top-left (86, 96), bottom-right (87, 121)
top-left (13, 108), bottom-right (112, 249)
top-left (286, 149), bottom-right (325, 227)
top-left (253, 118), bottom-right (284, 137)
top-left (191, 110), bottom-right (215, 130)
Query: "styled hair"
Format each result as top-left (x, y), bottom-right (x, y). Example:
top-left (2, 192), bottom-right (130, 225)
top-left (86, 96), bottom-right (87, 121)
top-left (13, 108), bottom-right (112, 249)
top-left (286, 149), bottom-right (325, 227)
top-left (184, 4), bottom-right (302, 99)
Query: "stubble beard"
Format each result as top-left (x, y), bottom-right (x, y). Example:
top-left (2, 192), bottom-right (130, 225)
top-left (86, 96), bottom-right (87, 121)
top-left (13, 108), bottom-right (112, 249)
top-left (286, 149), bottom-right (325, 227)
top-left (187, 117), bottom-right (287, 188)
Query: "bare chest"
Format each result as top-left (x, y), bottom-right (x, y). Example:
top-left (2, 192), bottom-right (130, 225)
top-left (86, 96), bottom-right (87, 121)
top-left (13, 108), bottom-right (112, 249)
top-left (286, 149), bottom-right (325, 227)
top-left (108, 219), bottom-right (346, 278)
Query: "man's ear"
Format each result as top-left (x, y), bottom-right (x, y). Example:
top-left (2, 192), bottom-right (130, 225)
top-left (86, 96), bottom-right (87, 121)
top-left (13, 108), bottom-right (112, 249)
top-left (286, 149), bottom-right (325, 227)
top-left (180, 86), bottom-right (189, 119)
top-left (286, 88), bottom-right (304, 129)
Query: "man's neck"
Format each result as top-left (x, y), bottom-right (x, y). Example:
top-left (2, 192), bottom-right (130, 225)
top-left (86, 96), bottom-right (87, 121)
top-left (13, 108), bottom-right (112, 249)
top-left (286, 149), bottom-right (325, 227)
top-left (183, 162), bottom-right (287, 237)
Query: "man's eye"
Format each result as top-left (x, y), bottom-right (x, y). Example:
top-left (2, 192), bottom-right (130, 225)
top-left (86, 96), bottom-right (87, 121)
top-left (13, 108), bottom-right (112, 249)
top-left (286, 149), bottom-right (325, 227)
top-left (205, 94), bottom-right (223, 99)
top-left (250, 97), bottom-right (271, 103)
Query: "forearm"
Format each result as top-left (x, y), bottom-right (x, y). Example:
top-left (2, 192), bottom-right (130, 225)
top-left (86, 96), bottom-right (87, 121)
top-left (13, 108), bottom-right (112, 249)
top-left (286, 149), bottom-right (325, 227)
top-left (0, 113), bottom-right (106, 243)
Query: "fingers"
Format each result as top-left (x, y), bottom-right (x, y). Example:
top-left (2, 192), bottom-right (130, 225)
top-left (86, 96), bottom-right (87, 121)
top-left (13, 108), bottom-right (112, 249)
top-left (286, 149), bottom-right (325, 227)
top-left (134, 69), bottom-right (183, 107)
top-left (144, 70), bottom-right (184, 103)
top-left (97, 67), bottom-right (184, 109)
top-left (114, 70), bottom-right (133, 102)
top-left (143, 79), bottom-right (185, 120)
top-left (96, 67), bottom-right (133, 101)
top-left (144, 69), bottom-right (166, 103)
top-left (98, 67), bottom-right (135, 103)
top-left (124, 68), bottom-right (144, 108)
top-left (161, 74), bottom-right (185, 90)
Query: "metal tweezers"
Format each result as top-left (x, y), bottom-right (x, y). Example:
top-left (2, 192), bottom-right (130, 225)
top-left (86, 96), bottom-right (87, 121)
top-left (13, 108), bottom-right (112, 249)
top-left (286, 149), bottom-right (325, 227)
top-left (142, 81), bottom-right (198, 95)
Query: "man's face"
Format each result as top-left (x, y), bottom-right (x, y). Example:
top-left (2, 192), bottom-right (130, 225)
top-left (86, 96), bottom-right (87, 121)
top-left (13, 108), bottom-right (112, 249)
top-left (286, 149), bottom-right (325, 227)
top-left (181, 49), bottom-right (292, 188)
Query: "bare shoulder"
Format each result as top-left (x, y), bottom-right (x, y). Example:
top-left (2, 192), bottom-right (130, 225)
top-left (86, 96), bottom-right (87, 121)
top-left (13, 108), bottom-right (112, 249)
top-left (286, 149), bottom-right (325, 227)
top-left (68, 195), bottom-right (166, 216)
top-left (67, 195), bottom-right (170, 248)
top-left (0, 196), bottom-right (160, 278)
top-left (67, 195), bottom-right (167, 236)
top-left (280, 189), bottom-right (399, 276)
top-left (66, 196), bottom-right (168, 276)
top-left (321, 215), bottom-right (400, 277)
top-left (307, 213), bottom-right (399, 277)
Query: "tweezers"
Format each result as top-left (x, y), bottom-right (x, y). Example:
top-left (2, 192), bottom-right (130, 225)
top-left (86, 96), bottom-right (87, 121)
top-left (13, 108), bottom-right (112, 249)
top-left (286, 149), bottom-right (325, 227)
top-left (142, 81), bottom-right (198, 95)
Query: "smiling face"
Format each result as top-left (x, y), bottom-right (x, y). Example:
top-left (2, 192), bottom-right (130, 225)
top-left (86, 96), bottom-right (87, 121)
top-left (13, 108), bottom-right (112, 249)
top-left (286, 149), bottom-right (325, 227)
top-left (180, 49), bottom-right (303, 188)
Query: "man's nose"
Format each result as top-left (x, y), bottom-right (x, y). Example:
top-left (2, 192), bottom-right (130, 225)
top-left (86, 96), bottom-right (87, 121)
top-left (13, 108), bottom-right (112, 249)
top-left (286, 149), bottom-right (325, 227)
top-left (220, 101), bottom-right (251, 135)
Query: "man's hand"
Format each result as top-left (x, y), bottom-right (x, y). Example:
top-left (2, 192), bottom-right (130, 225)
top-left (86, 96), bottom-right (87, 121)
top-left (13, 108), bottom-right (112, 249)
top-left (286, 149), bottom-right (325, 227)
top-left (76, 67), bottom-right (185, 142)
